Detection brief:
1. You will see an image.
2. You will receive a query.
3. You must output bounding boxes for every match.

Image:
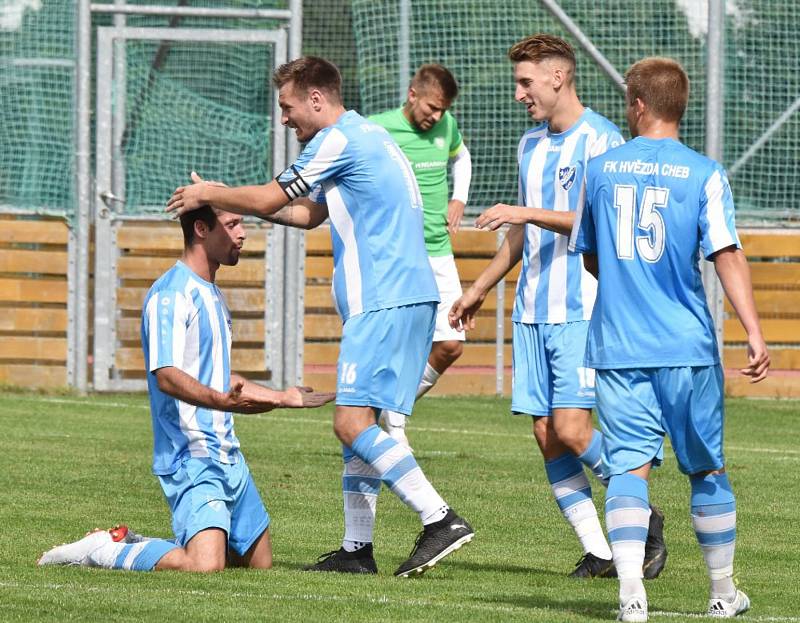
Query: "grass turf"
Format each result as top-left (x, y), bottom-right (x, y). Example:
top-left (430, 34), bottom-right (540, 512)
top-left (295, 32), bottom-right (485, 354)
top-left (1, 392), bottom-right (798, 622)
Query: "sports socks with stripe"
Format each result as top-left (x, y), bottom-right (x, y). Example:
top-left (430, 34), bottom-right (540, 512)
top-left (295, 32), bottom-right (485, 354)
top-left (346, 425), bottom-right (448, 535)
top-left (691, 472), bottom-right (738, 601)
top-left (605, 473), bottom-right (650, 604)
top-left (544, 451), bottom-right (612, 560)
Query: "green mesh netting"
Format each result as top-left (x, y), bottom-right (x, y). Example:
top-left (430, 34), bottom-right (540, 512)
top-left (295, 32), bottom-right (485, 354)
top-left (0, 0), bottom-right (76, 215)
top-left (338, 0), bottom-right (799, 223)
top-left (1, 1), bottom-right (797, 223)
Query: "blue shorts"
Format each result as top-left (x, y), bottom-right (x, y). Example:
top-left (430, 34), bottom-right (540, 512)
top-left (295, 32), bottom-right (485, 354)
top-left (158, 456), bottom-right (270, 556)
top-left (336, 302), bottom-right (436, 414)
top-left (596, 365), bottom-right (725, 477)
top-left (511, 321), bottom-right (595, 416)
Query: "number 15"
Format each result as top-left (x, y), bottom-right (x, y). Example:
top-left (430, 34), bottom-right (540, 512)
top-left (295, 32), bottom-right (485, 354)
top-left (614, 185), bottom-right (670, 262)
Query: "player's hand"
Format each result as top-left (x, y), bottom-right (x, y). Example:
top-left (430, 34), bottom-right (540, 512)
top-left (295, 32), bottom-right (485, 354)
top-left (282, 386), bottom-right (337, 408)
top-left (447, 199), bottom-right (465, 235)
top-left (741, 334), bottom-right (770, 383)
top-left (166, 171), bottom-right (214, 218)
top-left (475, 204), bottom-right (528, 231)
top-left (448, 287), bottom-right (485, 331)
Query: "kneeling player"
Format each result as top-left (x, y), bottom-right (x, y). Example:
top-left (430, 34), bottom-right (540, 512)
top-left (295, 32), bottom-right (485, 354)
top-left (38, 207), bottom-right (334, 572)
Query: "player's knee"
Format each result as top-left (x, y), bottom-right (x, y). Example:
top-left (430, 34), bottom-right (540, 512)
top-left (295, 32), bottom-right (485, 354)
top-left (430, 340), bottom-right (463, 369)
top-left (188, 556), bottom-right (226, 573)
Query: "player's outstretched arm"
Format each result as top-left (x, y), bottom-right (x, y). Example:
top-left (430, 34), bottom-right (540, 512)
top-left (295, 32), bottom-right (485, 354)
top-left (449, 224), bottom-right (524, 331)
top-left (475, 203), bottom-right (574, 235)
top-left (713, 246), bottom-right (770, 383)
top-left (263, 198), bottom-right (329, 230)
top-left (167, 171), bottom-right (289, 219)
top-left (230, 374), bottom-right (336, 410)
top-left (154, 367), bottom-right (335, 413)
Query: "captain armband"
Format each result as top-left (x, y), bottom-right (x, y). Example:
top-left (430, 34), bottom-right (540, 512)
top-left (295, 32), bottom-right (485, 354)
top-left (275, 165), bottom-right (311, 200)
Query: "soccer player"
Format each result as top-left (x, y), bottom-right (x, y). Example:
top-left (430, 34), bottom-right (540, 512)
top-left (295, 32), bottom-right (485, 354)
top-left (370, 64), bottom-right (472, 447)
top-left (449, 34), bottom-right (666, 578)
top-left (166, 56), bottom-right (474, 577)
top-left (38, 206), bottom-right (335, 572)
top-left (570, 57), bottom-right (769, 621)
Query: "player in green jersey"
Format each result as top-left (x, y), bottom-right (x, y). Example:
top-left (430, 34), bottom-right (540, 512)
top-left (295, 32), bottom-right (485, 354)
top-left (370, 64), bottom-right (472, 447)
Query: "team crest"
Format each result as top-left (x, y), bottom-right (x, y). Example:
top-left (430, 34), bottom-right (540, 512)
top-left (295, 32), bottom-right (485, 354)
top-left (558, 165), bottom-right (577, 191)
top-left (434, 137), bottom-right (446, 150)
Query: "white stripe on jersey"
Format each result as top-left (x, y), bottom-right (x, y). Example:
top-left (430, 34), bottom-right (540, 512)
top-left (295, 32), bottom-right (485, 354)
top-left (326, 183), bottom-right (363, 317)
top-left (521, 132), bottom-right (549, 318)
top-left (179, 292), bottom-right (208, 459)
top-left (704, 169), bottom-right (738, 252)
top-left (298, 128), bottom-right (349, 186)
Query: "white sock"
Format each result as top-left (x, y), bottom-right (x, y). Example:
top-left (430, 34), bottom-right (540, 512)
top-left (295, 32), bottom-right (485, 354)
top-left (381, 409), bottom-right (406, 429)
top-left (415, 362), bottom-right (441, 399)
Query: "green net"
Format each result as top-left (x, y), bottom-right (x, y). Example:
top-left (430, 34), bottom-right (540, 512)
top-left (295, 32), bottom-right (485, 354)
top-left (1, 1), bottom-right (798, 223)
top-left (0, 0), bottom-right (76, 215)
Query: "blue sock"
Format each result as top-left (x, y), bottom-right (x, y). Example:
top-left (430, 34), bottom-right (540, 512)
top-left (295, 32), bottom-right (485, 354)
top-left (114, 539), bottom-right (179, 571)
top-left (577, 429), bottom-right (608, 485)
top-left (691, 472), bottom-right (737, 599)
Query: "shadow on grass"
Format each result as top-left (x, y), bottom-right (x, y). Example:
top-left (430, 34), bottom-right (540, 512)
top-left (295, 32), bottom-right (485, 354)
top-left (446, 559), bottom-right (567, 578)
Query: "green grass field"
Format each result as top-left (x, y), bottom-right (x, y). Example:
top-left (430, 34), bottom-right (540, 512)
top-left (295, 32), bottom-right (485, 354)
top-left (1, 391), bottom-right (799, 622)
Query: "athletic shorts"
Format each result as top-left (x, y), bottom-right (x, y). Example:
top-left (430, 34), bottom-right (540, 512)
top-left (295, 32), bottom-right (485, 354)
top-left (158, 455), bottom-right (270, 556)
top-left (511, 320), bottom-right (595, 416)
top-left (429, 254), bottom-right (466, 343)
top-left (596, 365), bottom-right (725, 477)
top-left (336, 302), bottom-right (436, 414)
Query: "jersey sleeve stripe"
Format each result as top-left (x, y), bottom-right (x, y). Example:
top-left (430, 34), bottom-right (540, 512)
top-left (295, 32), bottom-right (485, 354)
top-left (704, 169), bottom-right (740, 253)
top-left (296, 127), bottom-right (349, 187)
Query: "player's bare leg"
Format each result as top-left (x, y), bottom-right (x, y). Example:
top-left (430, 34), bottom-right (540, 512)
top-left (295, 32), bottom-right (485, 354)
top-left (155, 528), bottom-right (227, 572)
top-left (228, 528), bottom-right (272, 569)
top-left (380, 340), bottom-right (463, 447)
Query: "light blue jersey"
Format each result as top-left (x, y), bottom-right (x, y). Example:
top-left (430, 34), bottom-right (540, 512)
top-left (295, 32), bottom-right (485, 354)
top-left (513, 109), bottom-right (624, 324)
top-left (277, 110), bottom-right (439, 321)
top-left (141, 261), bottom-right (240, 475)
top-left (570, 136), bottom-right (741, 368)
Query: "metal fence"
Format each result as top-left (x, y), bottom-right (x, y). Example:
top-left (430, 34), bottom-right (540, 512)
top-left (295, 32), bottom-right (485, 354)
top-left (0, 0), bottom-right (797, 391)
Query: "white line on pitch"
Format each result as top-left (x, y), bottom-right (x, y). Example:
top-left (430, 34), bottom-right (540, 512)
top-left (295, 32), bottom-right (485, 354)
top-left (18, 397), bottom-right (800, 456)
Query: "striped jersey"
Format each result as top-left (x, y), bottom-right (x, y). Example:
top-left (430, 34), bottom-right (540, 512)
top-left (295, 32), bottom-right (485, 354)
top-left (570, 136), bottom-right (740, 368)
top-left (277, 110), bottom-right (439, 322)
top-left (513, 108), bottom-right (624, 324)
top-left (141, 261), bottom-right (240, 475)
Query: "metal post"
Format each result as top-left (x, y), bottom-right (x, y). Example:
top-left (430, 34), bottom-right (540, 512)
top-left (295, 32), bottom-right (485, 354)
top-left (538, 0), bottom-right (625, 93)
top-left (74, 0), bottom-right (92, 392)
top-left (399, 0), bottom-right (411, 102)
top-left (112, 0), bottom-right (126, 207)
top-left (495, 230), bottom-right (505, 396)
top-left (704, 0), bottom-right (726, 361)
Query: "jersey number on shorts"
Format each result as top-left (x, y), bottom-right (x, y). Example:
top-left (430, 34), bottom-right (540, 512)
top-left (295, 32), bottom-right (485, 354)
top-left (340, 362), bottom-right (358, 385)
top-left (613, 185), bottom-right (670, 263)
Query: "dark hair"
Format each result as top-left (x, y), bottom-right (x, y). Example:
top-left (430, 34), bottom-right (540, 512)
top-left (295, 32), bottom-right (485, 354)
top-left (625, 57), bottom-right (689, 123)
top-left (180, 205), bottom-right (217, 246)
top-left (410, 64), bottom-right (459, 102)
top-left (272, 56), bottom-right (343, 104)
top-left (508, 33), bottom-right (576, 77)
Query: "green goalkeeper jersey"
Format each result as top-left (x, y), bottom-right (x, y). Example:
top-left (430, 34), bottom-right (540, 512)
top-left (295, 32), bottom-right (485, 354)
top-left (370, 107), bottom-right (463, 256)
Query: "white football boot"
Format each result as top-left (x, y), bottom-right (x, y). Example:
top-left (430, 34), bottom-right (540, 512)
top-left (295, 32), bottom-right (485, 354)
top-left (708, 590), bottom-right (750, 618)
top-left (38, 526), bottom-right (127, 567)
top-left (618, 595), bottom-right (648, 622)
